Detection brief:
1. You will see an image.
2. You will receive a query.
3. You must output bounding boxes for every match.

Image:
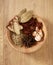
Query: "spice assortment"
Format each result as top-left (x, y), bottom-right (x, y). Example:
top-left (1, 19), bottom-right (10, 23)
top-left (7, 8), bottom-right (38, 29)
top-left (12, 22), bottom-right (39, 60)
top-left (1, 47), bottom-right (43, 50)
top-left (6, 9), bottom-right (44, 48)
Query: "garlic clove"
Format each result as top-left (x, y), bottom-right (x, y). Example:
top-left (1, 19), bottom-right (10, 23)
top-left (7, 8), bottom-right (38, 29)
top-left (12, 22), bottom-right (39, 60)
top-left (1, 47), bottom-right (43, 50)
top-left (34, 34), bottom-right (41, 41)
top-left (34, 30), bottom-right (43, 41)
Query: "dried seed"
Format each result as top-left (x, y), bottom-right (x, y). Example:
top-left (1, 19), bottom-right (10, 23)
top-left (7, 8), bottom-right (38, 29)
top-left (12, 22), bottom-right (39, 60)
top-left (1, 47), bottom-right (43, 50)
top-left (13, 22), bottom-right (23, 35)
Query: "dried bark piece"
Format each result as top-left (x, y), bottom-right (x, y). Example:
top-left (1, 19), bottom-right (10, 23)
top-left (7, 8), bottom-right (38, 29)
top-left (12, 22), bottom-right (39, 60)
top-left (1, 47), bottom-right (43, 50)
top-left (13, 21), bottom-right (23, 35)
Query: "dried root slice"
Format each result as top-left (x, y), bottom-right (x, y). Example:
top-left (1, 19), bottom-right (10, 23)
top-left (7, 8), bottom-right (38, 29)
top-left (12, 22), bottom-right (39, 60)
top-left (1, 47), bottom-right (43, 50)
top-left (7, 20), bottom-right (14, 32)
top-left (7, 16), bottom-right (23, 34)
top-left (18, 8), bottom-right (27, 17)
top-left (34, 33), bottom-right (42, 41)
top-left (13, 22), bottom-right (23, 35)
top-left (20, 11), bottom-right (33, 23)
top-left (7, 22), bottom-right (23, 35)
top-left (13, 16), bottom-right (19, 22)
top-left (7, 26), bottom-right (14, 32)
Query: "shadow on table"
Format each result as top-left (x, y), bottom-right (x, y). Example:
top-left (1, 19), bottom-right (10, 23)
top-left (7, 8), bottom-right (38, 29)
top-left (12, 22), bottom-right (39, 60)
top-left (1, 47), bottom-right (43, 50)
top-left (26, 18), bottom-right (53, 64)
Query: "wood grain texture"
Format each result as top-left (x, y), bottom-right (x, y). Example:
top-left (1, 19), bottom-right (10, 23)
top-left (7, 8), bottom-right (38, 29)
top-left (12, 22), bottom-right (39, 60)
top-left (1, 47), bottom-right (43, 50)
top-left (0, 0), bottom-right (53, 65)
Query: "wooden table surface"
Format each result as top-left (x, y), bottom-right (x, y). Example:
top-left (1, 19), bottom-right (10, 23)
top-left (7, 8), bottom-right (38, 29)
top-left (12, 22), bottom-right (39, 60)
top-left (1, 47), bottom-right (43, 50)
top-left (0, 0), bottom-right (53, 65)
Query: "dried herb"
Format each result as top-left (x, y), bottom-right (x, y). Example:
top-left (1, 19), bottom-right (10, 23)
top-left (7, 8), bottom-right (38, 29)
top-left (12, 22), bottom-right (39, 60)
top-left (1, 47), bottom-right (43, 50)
top-left (21, 34), bottom-right (36, 48)
top-left (19, 17), bottom-right (43, 35)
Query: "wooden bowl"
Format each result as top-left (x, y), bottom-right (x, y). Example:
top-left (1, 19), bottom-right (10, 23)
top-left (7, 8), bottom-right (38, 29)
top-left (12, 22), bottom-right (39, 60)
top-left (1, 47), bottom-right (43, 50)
top-left (6, 15), bottom-right (47, 53)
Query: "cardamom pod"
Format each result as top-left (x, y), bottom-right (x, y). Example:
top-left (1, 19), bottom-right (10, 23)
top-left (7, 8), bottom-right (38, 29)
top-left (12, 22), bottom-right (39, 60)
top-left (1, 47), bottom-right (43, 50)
top-left (20, 11), bottom-right (33, 23)
top-left (18, 8), bottom-right (27, 17)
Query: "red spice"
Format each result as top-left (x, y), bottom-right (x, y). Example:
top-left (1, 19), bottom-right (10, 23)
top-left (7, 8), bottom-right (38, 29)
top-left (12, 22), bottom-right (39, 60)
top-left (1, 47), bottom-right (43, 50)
top-left (36, 22), bottom-right (43, 29)
top-left (19, 17), bottom-right (43, 35)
